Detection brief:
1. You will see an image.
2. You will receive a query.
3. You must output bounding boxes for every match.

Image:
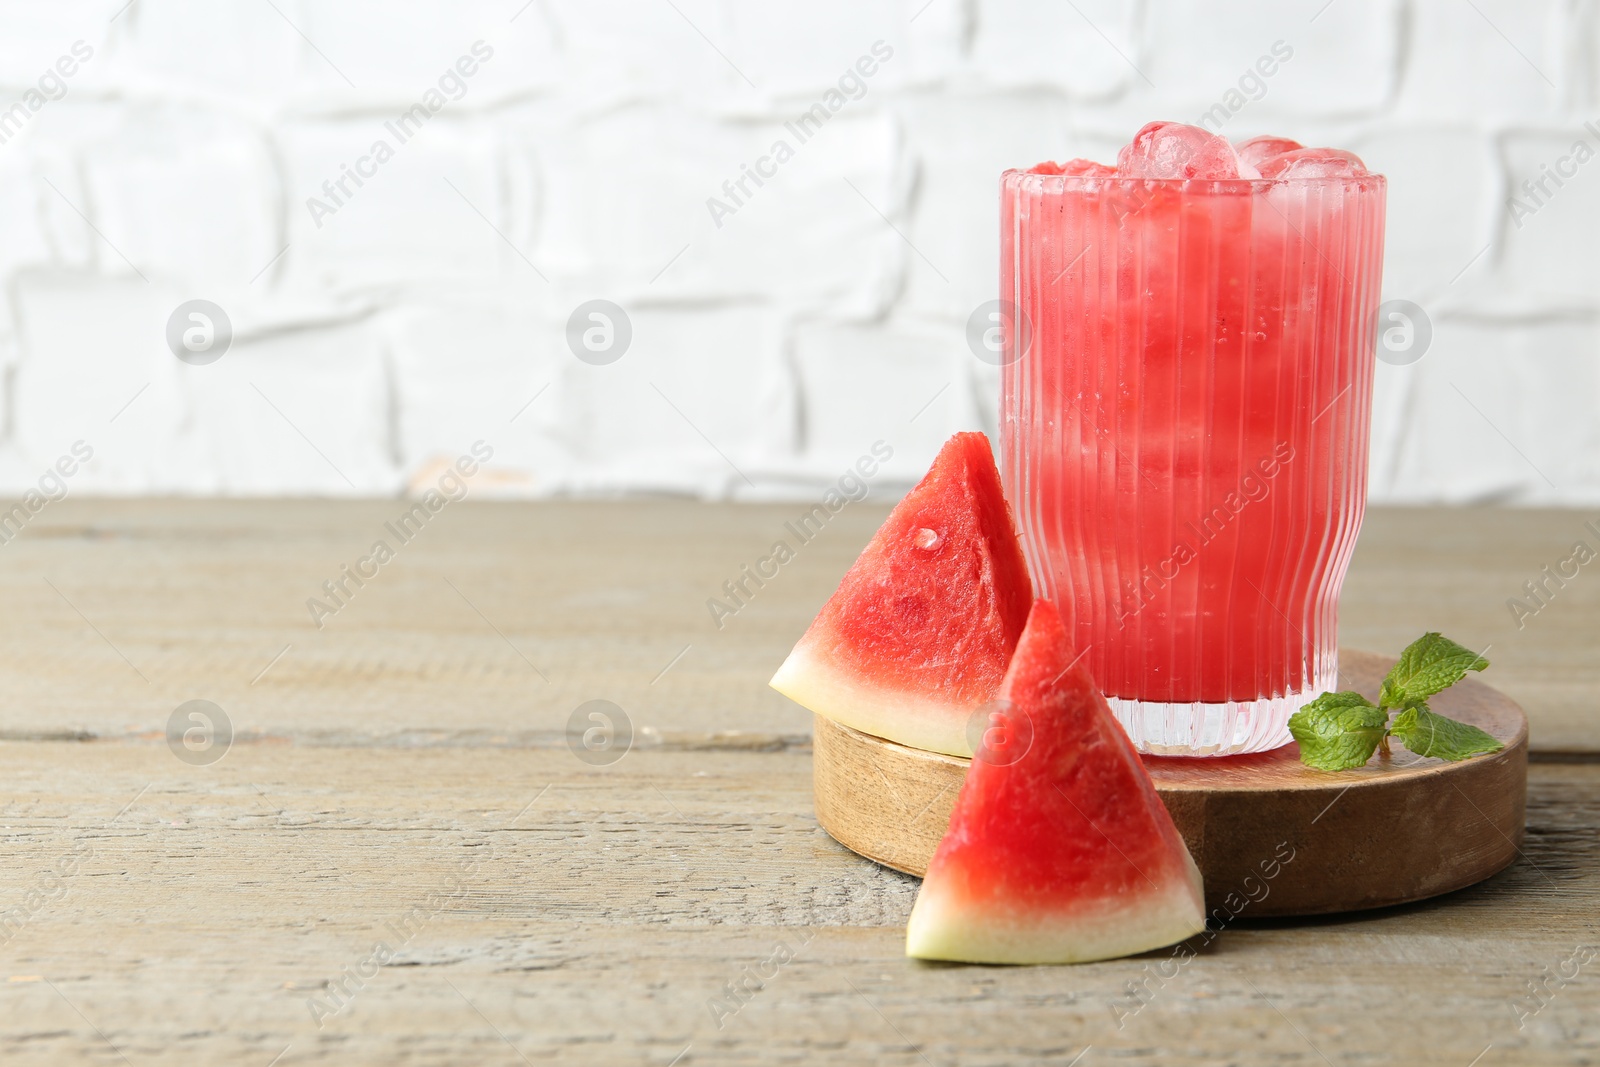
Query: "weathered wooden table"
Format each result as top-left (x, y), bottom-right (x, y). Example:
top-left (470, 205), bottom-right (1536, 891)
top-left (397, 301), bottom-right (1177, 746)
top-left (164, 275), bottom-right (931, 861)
top-left (0, 501), bottom-right (1595, 1065)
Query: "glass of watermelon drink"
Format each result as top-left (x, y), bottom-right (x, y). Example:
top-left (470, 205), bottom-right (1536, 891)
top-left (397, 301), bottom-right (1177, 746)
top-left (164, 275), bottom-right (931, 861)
top-left (998, 123), bottom-right (1386, 756)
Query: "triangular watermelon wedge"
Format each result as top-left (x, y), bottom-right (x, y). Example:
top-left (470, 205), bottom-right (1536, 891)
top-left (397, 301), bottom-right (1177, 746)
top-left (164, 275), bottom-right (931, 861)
top-left (769, 432), bottom-right (1033, 757)
top-left (906, 600), bottom-right (1206, 964)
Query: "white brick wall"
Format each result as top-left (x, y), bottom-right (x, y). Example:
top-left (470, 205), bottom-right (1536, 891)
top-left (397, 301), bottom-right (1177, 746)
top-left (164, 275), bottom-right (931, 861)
top-left (0, 0), bottom-right (1594, 503)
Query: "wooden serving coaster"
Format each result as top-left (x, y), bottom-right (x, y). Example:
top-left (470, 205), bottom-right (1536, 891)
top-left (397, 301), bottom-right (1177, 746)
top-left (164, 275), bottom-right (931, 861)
top-left (813, 650), bottom-right (1528, 917)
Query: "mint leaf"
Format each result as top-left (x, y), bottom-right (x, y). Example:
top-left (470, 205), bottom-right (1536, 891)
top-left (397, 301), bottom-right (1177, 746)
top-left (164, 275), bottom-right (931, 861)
top-left (1288, 692), bottom-right (1389, 772)
top-left (1390, 705), bottom-right (1503, 762)
top-left (1378, 633), bottom-right (1489, 709)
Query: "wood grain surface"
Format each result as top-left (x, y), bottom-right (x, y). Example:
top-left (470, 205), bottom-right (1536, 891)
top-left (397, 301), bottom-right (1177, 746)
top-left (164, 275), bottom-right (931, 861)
top-left (815, 651), bottom-right (1529, 914)
top-left (0, 501), bottom-right (1595, 1065)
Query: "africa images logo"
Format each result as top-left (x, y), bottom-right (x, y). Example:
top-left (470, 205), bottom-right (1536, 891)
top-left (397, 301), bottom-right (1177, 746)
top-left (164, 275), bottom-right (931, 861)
top-left (304, 41), bottom-right (495, 228)
top-left (306, 442), bottom-right (494, 628)
top-left (704, 40), bottom-right (894, 228)
top-left (705, 442), bottom-right (893, 629)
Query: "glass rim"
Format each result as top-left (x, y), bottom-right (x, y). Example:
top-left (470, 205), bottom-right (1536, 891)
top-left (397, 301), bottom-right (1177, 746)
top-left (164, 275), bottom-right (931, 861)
top-left (1001, 168), bottom-right (1386, 190)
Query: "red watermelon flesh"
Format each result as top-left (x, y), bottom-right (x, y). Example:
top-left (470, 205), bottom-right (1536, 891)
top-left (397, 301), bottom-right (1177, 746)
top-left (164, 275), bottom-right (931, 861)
top-left (906, 600), bottom-right (1205, 964)
top-left (769, 432), bottom-right (1032, 757)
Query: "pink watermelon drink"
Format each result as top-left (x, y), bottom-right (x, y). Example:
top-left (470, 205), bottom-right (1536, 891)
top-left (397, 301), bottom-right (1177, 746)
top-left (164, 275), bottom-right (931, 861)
top-left (999, 123), bottom-right (1386, 755)
top-left (906, 599), bottom-right (1204, 964)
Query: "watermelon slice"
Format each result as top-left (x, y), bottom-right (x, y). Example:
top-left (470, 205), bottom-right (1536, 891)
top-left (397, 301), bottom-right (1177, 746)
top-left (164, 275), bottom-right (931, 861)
top-left (905, 601), bottom-right (1206, 964)
top-left (769, 432), bottom-right (1032, 757)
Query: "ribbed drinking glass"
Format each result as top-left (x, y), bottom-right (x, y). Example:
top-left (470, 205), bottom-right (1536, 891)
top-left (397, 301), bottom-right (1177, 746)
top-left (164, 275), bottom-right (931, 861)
top-left (998, 170), bottom-right (1386, 755)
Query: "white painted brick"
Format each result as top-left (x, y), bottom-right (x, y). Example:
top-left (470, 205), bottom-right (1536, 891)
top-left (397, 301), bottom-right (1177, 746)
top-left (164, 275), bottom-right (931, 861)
top-left (280, 117), bottom-right (515, 294)
top-left (724, 3), bottom-right (905, 96)
top-left (463, 19), bottom-right (565, 102)
top-left (168, 323), bottom-right (399, 495)
top-left (899, 0), bottom-right (973, 85)
top-left (1142, 0), bottom-right (1399, 121)
top-left (539, 0), bottom-right (759, 101)
top-left (383, 299), bottom-right (567, 494)
top-left (529, 103), bottom-right (742, 293)
top-left (296, 2), bottom-right (530, 91)
top-left (0, 2), bottom-right (110, 76)
top-left (0, 0), bottom-right (1595, 505)
top-left (1395, 0), bottom-right (1565, 120)
top-left (967, 356), bottom-right (1001, 446)
top-left (790, 319), bottom-right (970, 485)
top-left (19, 148), bottom-right (119, 283)
top-left (704, 109), bottom-right (904, 316)
top-left (0, 152), bottom-right (64, 336)
top-left (77, 110), bottom-right (280, 288)
top-left (107, 0), bottom-right (307, 101)
top-left (534, 104), bottom-right (903, 315)
top-left (897, 93), bottom-right (1078, 320)
top-left (1488, 129), bottom-right (1600, 310)
top-left (967, 0), bottom-right (1140, 98)
top-left (1350, 126), bottom-right (1496, 301)
top-left (12, 274), bottom-right (397, 494)
top-left (534, 304), bottom-right (789, 498)
top-left (1567, 2), bottom-right (1600, 111)
top-left (1372, 317), bottom-right (1600, 504)
top-left (11, 274), bottom-right (167, 476)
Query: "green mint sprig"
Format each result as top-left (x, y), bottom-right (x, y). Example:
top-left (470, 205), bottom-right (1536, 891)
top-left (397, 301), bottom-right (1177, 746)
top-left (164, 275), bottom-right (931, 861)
top-left (1288, 633), bottom-right (1502, 772)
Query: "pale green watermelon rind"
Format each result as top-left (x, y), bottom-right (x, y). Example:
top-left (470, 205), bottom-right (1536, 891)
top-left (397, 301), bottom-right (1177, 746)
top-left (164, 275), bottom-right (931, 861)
top-left (769, 642), bottom-right (975, 757)
top-left (902, 600), bottom-right (1208, 965)
top-left (904, 849), bottom-right (1204, 964)
top-left (767, 431), bottom-right (1030, 756)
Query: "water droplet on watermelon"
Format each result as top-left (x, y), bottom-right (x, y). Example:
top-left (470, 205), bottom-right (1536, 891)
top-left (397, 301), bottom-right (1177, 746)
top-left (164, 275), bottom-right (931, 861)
top-left (915, 527), bottom-right (941, 550)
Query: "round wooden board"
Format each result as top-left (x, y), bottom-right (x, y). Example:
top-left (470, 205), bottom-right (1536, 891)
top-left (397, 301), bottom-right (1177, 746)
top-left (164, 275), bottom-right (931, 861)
top-left (813, 650), bottom-right (1528, 917)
